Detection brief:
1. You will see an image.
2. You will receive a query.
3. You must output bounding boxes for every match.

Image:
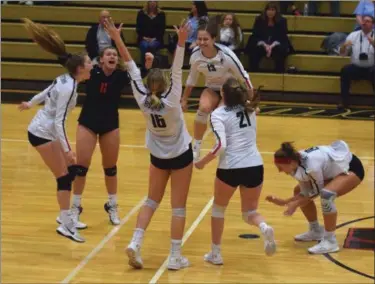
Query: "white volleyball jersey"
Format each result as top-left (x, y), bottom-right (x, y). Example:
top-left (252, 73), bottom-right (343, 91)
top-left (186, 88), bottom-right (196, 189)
top-left (127, 46), bottom-right (192, 159)
top-left (293, 140), bottom-right (353, 198)
top-left (27, 74), bottom-right (78, 152)
top-left (209, 105), bottom-right (263, 169)
top-left (186, 43), bottom-right (252, 90)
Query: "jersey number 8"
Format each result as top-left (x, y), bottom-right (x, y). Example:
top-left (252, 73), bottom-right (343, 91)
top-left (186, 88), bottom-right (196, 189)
top-left (151, 114), bottom-right (167, 128)
top-left (236, 111), bottom-right (251, 128)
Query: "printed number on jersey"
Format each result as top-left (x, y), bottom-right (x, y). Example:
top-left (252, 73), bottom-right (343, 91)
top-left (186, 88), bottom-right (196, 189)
top-left (207, 64), bottom-right (216, 72)
top-left (100, 82), bottom-right (108, 94)
top-left (151, 114), bottom-right (166, 128)
top-left (236, 111), bottom-right (251, 128)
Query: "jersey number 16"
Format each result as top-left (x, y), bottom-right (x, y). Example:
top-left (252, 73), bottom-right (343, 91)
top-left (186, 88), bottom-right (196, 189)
top-left (150, 114), bottom-right (167, 128)
top-left (236, 111), bottom-right (251, 128)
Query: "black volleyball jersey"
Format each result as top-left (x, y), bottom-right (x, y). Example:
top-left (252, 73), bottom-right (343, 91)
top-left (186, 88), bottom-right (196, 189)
top-left (78, 65), bottom-right (130, 127)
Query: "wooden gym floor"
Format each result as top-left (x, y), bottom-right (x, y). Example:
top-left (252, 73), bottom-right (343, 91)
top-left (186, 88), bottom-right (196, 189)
top-left (1, 103), bottom-right (374, 283)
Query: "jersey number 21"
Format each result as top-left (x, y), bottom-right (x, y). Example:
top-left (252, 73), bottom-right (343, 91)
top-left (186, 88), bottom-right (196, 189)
top-left (151, 114), bottom-right (166, 128)
top-left (236, 111), bottom-right (251, 128)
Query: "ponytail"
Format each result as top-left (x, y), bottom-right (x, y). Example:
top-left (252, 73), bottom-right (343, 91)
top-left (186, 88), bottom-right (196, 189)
top-left (222, 77), bottom-right (259, 113)
top-left (22, 18), bottom-right (67, 57)
top-left (150, 92), bottom-right (162, 109)
top-left (22, 18), bottom-right (86, 75)
top-left (274, 142), bottom-right (300, 164)
top-left (244, 85), bottom-right (262, 113)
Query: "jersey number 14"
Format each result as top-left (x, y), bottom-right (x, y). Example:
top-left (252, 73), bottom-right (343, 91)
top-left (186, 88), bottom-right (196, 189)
top-left (236, 111), bottom-right (251, 128)
top-left (150, 114), bottom-right (167, 128)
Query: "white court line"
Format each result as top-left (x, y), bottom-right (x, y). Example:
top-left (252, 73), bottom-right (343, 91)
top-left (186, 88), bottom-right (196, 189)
top-left (2, 138), bottom-right (374, 161)
top-left (149, 197), bottom-right (214, 284)
top-left (61, 197), bottom-right (146, 284)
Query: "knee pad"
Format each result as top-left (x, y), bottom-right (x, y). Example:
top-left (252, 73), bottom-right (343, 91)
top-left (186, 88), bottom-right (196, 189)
top-left (242, 210), bottom-right (257, 223)
top-left (57, 174), bottom-right (72, 191)
top-left (104, 166), bottom-right (117, 176)
top-left (320, 188), bottom-right (337, 214)
top-left (212, 203), bottom-right (226, 218)
top-left (144, 198), bottom-right (159, 211)
top-left (172, 208), bottom-right (186, 217)
top-left (75, 165), bottom-right (89, 177)
top-left (195, 110), bottom-right (209, 124)
top-left (68, 165), bottom-right (77, 180)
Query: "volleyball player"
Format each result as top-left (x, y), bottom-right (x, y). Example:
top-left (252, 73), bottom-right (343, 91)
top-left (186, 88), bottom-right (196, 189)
top-left (180, 18), bottom-right (254, 161)
top-left (56, 40), bottom-right (154, 229)
top-left (18, 18), bottom-right (93, 242)
top-left (267, 141), bottom-right (365, 254)
top-left (104, 18), bottom-right (192, 270)
top-left (194, 78), bottom-right (276, 265)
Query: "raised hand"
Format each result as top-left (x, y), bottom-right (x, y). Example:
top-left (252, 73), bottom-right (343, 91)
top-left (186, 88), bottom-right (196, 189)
top-left (145, 52), bottom-right (154, 70)
top-left (103, 17), bottom-right (123, 40)
top-left (173, 19), bottom-right (190, 45)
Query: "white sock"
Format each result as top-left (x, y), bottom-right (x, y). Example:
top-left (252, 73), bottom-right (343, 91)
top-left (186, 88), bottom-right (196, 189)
top-left (72, 195), bottom-right (82, 208)
top-left (309, 220), bottom-right (320, 231)
top-left (60, 210), bottom-right (72, 225)
top-left (108, 194), bottom-right (117, 206)
top-left (212, 243), bottom-right (221, 254)
top-left (324, 230), bottom-right (336, 241)
top-left (170, 239), bottom-right (182, 258)
top-left (194, 140), bottom-right (202, 148)
top-left (259, 222), bottom-right (268, 234)
top-left (131, 228), bottom-right (145, 246)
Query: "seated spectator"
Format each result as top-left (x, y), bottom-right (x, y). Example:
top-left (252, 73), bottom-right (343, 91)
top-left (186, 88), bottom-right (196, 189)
top-left (308, 1), bottom-right (340, 17)
top-left (85, 10), bottom-right (125, 63)
top-left (339, 15), bottom-right (374, 109)
top-left (279, 1), bottom-right (300, 15)
top-left (219, 13), bottom-right (243, 56)
top-left (354, 0), bottom-right (375, 30)
top-left (136, 1), bottom-right (166, 67)
top-left (185, 1), bottom-right (208, 52)
top-left (246, 2), bottom-right (294, 73)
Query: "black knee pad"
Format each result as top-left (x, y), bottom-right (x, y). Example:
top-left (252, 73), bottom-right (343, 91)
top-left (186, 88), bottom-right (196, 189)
top-left (57, 174), bottom-right (72, 191)
top-left (75, 165), bottom-right (89, 177)
top-left (68, 165), bottom-right (77, 181)
top-left (104, 166), bottom-right (117, 176)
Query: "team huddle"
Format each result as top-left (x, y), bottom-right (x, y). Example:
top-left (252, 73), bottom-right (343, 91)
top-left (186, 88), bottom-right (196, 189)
top-left (18, 17), bottom-right (365, 270)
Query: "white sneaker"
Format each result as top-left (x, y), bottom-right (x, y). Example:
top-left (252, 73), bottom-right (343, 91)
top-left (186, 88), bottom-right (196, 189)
top-left (167, 255), bottom-right (190, 270)
top-left (104, 202), bottom-right (120, 225)
top-left (204, 251), bottom-right (223, 265)
top-left (56, 206), bottom-right (87, 229)
top-left (126, 243), bottom-right (143, 269)
top-left (308, 238), bottom-right (340, 254)
top-left (262, 225), bottom-right (276, 256)
top-left (56, 224), bottom-right (85, 243)
top-left (295, 227), bottom-right (324, 242)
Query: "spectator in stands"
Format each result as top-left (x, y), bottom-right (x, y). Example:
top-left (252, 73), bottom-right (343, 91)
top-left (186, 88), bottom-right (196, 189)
top-left (85, 10), bottom-right (125, 63)
top-left (185, 1), bottom-right (208, 52)
top-left (339, 15), bottom-right (375, 109)
top-left (136, 1), bottom-right (166, 67)
top-left (279, 1), bottom-right (300, 15)
top-left (307, 1), bottom-right (340, 17)
top-left (354, 0), bottom-right (375, 30)
top-left (246, 2), bottom-right (293, 73)
top-left (219, 13), bottom-right (243, 56)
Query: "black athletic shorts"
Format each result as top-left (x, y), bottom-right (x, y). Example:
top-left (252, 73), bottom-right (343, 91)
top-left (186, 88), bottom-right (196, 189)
top-left (216, 165), bottom-right (264, 188)
top-left (28, 131), bottom-right (52, 147)
top-left (79, 120), bottom-right (119, 136)
top-left (150, 144), bottom-right (193, 170)
top-left (349, 154), bottom-right (365, 181)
